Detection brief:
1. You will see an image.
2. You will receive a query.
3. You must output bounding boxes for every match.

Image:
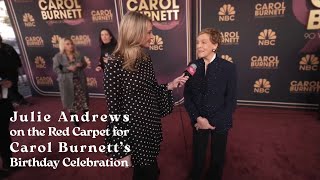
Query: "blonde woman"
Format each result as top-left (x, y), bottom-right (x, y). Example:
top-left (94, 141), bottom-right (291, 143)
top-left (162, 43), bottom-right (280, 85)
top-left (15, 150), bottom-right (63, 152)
top-left (104, 11), bottom-right (189, 180)
top-left (53, 38), bottom-right (89, 126)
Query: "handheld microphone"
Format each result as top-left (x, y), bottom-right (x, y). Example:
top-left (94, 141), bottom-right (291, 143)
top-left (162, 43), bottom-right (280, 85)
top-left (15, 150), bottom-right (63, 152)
top-left (184, 63), bottom-right (197, 77)
top-left (177, 63), bottom-right (197, 88)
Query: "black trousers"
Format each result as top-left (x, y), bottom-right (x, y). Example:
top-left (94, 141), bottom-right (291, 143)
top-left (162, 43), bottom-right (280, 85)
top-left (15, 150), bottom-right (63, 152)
top-left (8, 74), bottom-right (24, 104)
top-left (133, 159), bottom-right (160, 180)
top-left (191, 129), bottom-right (228, 180)
top-left (0, 99), bottom-right (14, 169)
top-left (8, 74), bottom-right (25, 103)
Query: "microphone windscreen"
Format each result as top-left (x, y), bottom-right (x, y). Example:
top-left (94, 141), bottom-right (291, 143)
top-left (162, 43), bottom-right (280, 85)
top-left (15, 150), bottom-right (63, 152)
top-left (190, 64), bottom-right (197, 70)
top-left (185, 63), bottom-right (197, 76)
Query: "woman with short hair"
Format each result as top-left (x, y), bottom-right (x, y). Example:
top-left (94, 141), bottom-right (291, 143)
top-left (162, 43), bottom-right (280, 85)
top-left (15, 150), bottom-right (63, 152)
top-left (184, 28), bottom-right (237, 180)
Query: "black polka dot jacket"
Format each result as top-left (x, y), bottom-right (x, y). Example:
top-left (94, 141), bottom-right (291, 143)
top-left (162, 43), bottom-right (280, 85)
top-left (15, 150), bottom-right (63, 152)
top-left (103, 54), bottom-right (174, 166)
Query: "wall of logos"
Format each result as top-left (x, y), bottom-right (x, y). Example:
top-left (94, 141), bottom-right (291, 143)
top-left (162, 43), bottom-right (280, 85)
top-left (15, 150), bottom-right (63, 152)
top-left (198, 0), bottom-right (320, 109)
top-left (5, 0), bottom-right (190, 103)
top-left (4, 0), bottom-right (319, 108)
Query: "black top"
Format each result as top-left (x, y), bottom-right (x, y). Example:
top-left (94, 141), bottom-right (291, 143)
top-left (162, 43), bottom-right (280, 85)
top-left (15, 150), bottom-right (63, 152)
top-left (103, 54), bottom-right (173, 166)
top-left (99, 43), bottom-right (116, 69)
top-left (0, 43), bottom-right (21, 80)
top-left (184, 56), bottom-right (237, 134)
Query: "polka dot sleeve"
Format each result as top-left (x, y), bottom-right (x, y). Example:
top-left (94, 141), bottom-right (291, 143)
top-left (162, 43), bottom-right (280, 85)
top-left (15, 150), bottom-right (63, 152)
top-left (103, 58), bottom-right (132, 159)
top-left (155, 83), bottom-right (174, 118)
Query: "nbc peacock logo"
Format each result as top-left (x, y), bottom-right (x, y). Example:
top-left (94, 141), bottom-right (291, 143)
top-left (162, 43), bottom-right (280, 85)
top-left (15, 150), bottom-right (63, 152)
top-left (23, 13), bottom-right (35, 27)
top-left (254, 78), bottom-right (271, 94)
top-left (218, 4), bottom-right (236, 22)
top-left (34, 56), bottom-right (46, 69)
top-left (87, 77), bottom-right (98, 88)
top-left (51, 35), bottom-right (61, 48)
top-left (258, 29), bottom-right (277, 46)
top-left (221, 55), bottom-right (233, 63)
top-left (299, 54), bottom-right (319, 71)
top-left (149, 35), bottom-right (164, 51)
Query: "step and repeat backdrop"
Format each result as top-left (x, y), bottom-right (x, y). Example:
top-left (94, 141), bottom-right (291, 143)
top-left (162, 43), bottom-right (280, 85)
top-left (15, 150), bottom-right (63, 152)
top-left (4, 0), bottom-right (319, 108)
top-left (198, 0), bottom-right (320, 109)
top-left (4, 0), bottom-right (191, 104)
top-left (118, 0), bottom-right (191, 104)
top-left (5, 0), bottom-right (120, 96)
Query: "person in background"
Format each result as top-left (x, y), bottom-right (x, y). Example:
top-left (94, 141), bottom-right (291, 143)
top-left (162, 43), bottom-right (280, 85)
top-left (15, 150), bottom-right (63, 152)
top-left (184, 28), bottom-right (237, 180)
top-left (52, 38), bottom-right (89, 127)
top-left (0, 77), bottom-right (14, 174)
top-left (95, 28), bottom-right (117, 72)
top-left (103, 11), bottom-right (189, 180)
top-left (0, 35), bottom-right (31, 107)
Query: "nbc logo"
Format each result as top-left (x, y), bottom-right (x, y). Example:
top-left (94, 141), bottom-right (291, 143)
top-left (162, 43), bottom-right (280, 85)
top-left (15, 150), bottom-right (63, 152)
top-left (51, 35), bottom-right (61, 48)
top-left (290, 81), bottom-right (320, 93)
top-left (218, 4), bottom-right (235, 21)
top-left (221, 31), bottom-right (239, 45)
top-left (34, 56), bottom-right (46, 69)
top-left (87, 77), bottom-right (98, 87)
top-left (255, 2), bottom-right (286, 17)
top-left (23, 13), bottom-right (35, 27)
top-left (299, 54), bottom-right (319, 71)
top-left (254, 78), bottom-right (271, 94)
top-left (258, 29), bottom-right (276, 46)
top-left (221, 55), bottom-right (233, 63)
top-left (150, 35), bottom-right (164, 51)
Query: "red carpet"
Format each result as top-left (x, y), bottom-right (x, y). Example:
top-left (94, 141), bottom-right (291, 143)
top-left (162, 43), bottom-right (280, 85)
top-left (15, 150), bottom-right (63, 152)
top-left (3, 97), bottom-right (320, 180)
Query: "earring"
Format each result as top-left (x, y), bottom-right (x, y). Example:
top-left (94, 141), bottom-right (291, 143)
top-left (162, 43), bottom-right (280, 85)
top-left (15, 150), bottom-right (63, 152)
top-left (212, 49), bottom-right (216, 52)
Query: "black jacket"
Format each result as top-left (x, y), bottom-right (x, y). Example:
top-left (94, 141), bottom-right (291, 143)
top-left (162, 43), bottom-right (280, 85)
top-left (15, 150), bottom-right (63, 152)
top-left (0, 43), bottom-right (22, 80)
top-left (184, 56), bottom-right (237, 133)
top-left (103, 54), bottom-right (173, 166)
top-left (99, 43), bottom-right (116, 69)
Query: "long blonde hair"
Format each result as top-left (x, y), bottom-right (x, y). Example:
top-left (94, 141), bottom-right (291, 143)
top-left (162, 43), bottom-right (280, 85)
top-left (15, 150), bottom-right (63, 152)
top-left (59, 38), bottom-right (79, 57)
top-left (114, 11), bottom-right (152, 71)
